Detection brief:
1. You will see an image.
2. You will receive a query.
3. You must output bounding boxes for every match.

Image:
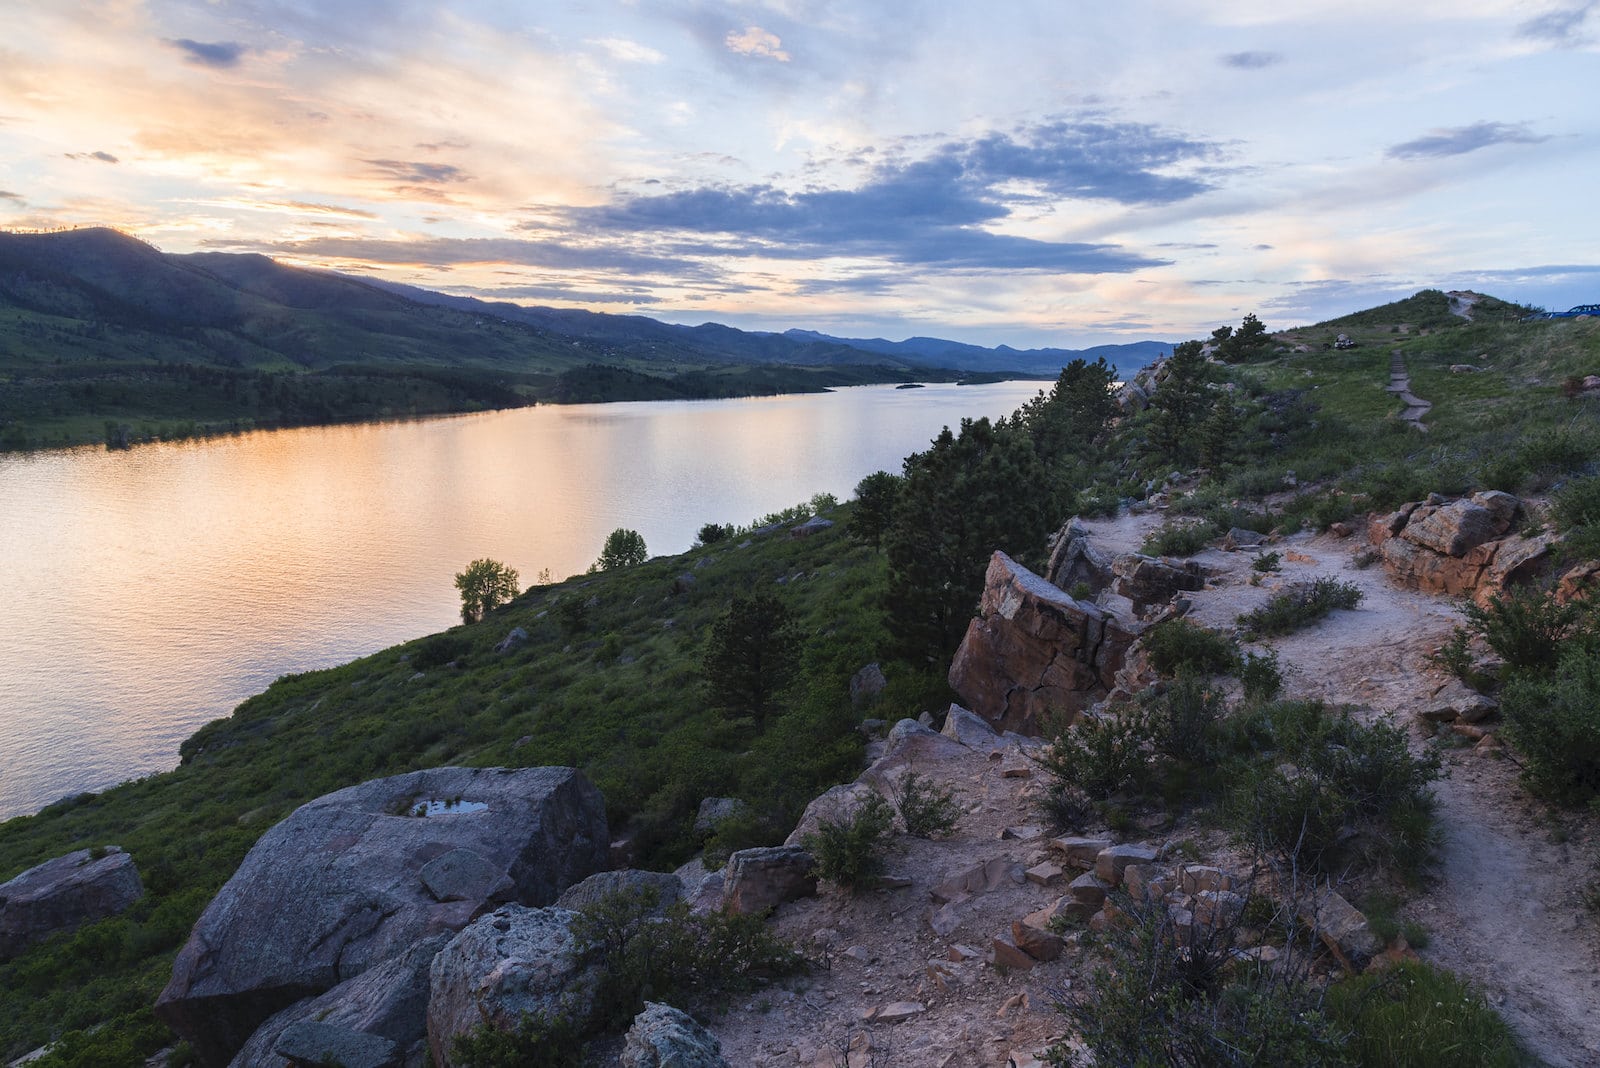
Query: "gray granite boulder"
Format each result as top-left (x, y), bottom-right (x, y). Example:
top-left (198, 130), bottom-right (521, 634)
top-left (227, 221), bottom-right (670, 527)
top-left (158, 766), bottom-right (607, 1067)
top-left (0, 846), bottom-right (143, 961)
top-left (227, 934), bottom-right (447, 1068)
top-left (426, 905), bottom-right (602, 1067)
top-left (621, 1002), bottom-right (730, 1067)
top-left (556, 869), bottom-right (684, 913)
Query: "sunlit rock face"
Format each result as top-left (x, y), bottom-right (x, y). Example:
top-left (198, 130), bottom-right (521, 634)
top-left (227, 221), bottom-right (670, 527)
top-left (949, 552), bottom-right (1137, 734)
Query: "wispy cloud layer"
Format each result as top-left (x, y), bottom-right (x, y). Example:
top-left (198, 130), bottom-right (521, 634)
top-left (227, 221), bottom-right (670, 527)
top-left (0, 1), bottom-right (1592, 344)
top-left (1387, 121), bottom-right (1548, 160)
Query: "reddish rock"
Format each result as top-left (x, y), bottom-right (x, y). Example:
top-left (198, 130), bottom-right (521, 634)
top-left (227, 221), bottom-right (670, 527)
top-left (1011, 919), bottom-right (1064, 962)
top-left (949, 552), bottom-right (1139, 734)
top-left (1556, 561), bottom-right (1600, 605)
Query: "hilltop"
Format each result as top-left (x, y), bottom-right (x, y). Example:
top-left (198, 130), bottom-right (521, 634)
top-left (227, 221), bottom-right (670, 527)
top-left (0, 229), bottom-right (1164, 450)
top-left (2, 289), bottom-right (1599, 1065)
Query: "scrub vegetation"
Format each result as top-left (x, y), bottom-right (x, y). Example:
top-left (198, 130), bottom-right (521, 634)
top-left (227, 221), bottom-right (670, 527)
top-left (3, 290), bottom-right (1597, 1063)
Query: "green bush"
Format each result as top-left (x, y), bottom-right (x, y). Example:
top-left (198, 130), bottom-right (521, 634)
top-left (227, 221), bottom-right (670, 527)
top-left (1461, 586), bottom-right (1594, 674)
top-left (801, 793), bottom-right (895, 893)
top-left (454, 1011), bottom-right (591, 1067)
top-left (887, 771), bottom-right (960, 839)
top-left (1048, 893), bottom-right (1352, 1067)
top-left (1225, 702), bottom-right (1439, 875)
top-left (695, 522), bottom-right (733, 546)
top-left (1252, 550), bottom-right (1282, 573)
top-left (1144, 619), bottom-right (1238, 678)
top-left (1141, 521), bottom-right (1218, 557)
top-left (1553, 474), bottom-right (1600, 557)
top-left (1326, 960), bottom-right (1521, 1068)
top-left (1240, 649), bottom-right (1284, 703)
top-left (1037, 708), bottom-right (1154, 806)
top-left (1500, 645), bottom-right (1600, 805)
top-left (410, 632), bottom-right (470, 670)
top-left (1145, 674), bottom-right (1227, 767)
top-left (1238, 577), bottom-right (1363, 639)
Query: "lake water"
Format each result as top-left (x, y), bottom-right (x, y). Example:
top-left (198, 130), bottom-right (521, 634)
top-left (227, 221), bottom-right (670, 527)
top-left (0, 382), bottom-right (1043, 820)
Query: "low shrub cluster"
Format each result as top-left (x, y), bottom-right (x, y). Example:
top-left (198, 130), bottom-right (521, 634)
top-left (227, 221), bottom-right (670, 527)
top-left (1237, 577), bottom-right (1363, 638)
top-left (455, 888), bottom-right (806, 1065)
top-left (1143, 619), bottom-right (1238, 678)
top-left (801, 793), bottom-right (896, 893)
top-left (1141, 521), bottom-right (1218, 558)
top-left (1224, 701), bottom-right (1439, 877)
top-left (887, 771), bottom-right (961, 839)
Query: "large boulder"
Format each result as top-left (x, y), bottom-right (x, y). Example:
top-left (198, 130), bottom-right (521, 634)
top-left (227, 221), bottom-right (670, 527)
top-left (949, 552), bottom-right (1138, 733)
top-left (0, 846), bottom-right (144, 961)
top-left (1370, 492), bottom-right (1552, 603)
top-left (723, 846), bottom-right (816, 914)
top-left (1108, 553), bottom-right (1205, 611)
top-left (228, 934), bottom-right (448, 1068)
top-left (158, 766), bottom-right (608, 1067)
top-left (1044, 518), bottom-right (1114, 594)
top-left (556, 869), bottom-right (683, 913)
top-left (621, 1003), bottom-right (731, 1068)
top-left (426, 905), bottom-right (601, 1067)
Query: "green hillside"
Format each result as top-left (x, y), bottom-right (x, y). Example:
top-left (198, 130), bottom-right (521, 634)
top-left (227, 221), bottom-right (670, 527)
top-left (0, 229), bottom-right (948, 450)
top-left (1, 292), bottom-right (1598, 1064)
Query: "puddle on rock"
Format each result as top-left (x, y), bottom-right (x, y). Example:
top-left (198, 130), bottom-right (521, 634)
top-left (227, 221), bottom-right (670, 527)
top-left (409, 798), bottom-right (489, 817)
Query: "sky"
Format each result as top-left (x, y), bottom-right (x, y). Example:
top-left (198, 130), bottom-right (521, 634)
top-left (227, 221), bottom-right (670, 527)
top-left (1, 1), bottom-right (1597, 348)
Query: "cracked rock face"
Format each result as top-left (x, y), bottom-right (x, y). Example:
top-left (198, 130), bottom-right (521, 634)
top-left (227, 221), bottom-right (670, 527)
top-left (948, 552), bottom-right (1138, 733)
top-left (155, 765), bottom-right (607, 1068)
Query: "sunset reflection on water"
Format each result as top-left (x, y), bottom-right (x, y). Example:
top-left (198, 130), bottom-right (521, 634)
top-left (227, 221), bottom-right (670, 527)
top-left (0, 382), bottom-right (1042, 819)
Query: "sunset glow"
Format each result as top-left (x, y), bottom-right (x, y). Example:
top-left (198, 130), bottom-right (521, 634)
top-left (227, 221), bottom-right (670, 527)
top-left (2, 0), bottom-right (1596, 345)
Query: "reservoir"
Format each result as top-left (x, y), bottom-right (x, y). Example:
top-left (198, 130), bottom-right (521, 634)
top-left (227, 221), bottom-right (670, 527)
top-left (0, 381), bottom-right (1042, 819)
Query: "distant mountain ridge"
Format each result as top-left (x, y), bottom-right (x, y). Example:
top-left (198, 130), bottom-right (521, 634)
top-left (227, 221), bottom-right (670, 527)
top-left (779, 328), bottom-right (1170, 376)
top-left (0, 226), bottom-right (1173, 449)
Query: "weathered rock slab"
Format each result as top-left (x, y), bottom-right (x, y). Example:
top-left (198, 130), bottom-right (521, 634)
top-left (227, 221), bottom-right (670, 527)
top-left (158, 765), bottom-right (608, 1068)
top-left (950, 552), bottom-right (1137, 734)
top-left (621, 1002), bottom-right (731, 1068)
top-left (0, 846), bottom-right (144, 961)
top-left (723, 846), bottom-right (816, 914)
top-left (427, 905), bottom-right (601, 1067)
top-left (227, 934), bottom-right (447, 1068)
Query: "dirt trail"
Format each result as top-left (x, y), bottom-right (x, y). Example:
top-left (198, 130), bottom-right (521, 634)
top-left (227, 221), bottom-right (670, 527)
top-left (1387, 349), bottom-right (1433, 430)
top-left (711, 511), bottom-right (1598, 1065)
top-left (1095, 511), bottom-right (1600, 1066)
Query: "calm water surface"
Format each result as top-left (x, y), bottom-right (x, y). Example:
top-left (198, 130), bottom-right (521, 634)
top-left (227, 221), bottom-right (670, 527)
top-left (0, 382), bottom-right (1041, 819)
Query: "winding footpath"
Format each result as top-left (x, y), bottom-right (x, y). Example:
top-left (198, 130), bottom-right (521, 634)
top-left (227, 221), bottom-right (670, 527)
top-left (1387, 348), bottom-right (1433, 430)
top-left (1084, 511), bottom-right (1600, 1066)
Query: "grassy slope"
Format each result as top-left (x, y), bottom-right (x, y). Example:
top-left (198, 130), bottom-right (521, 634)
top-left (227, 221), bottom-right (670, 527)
top-left (0, 506), bottom-right (928, 1063)
top-left (3, 292), bottom-right (1597, 1062)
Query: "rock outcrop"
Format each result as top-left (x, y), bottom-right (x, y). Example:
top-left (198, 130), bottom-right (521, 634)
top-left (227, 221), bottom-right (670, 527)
top-left (723, 846), bottom-right (817, 915)
top-left (228, 934), bottom-right (448, 1068)
top-left (621, 1002), bottom-right (731, 1068)
top-left (0, 846), bottom-right (144, 961)
top-left (158, 765), bottom-right (608, 1067)
top-left (1369, 492), bottom-right (1554, 604)
top-left (949, 552), bottom-right (1138, 733)
top-left (426, 905), bottom-right (601, 1067)
top-left (555, 869), bottom-right (684, 913)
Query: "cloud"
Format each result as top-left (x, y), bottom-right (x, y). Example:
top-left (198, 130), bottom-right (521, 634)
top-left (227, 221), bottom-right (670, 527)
top-left (188, 198), bottom-right (380, 219)
top-left (1517, 2), bottom-right (1596, 46)
top-left (1222, 51), bottom-right (1282, 69)
top-left (164, 39), bottom-right (248, 69)
top-left (456, 283), bottom-right (661, 305)
top-left (555, 120), bottom-right (1212, 274)
top-left (725, 26), bottom-right (790, 61)
top-left (64, 151), bottom-right (120, 163)
top-left (0, 190), bottom-right (23, 204)
top-left (241, 236), bottom-right (707, 279)
top-left (362, 159), bottom-right (472, 184)
top-left (590, 37), bottom-right (666, 64)
top-left (1386, 121), bottom-right (1548, 160)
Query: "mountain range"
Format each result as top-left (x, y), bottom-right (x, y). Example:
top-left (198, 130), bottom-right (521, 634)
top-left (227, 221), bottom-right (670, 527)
top-left (0, 227), bottom-right (1171, 448)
